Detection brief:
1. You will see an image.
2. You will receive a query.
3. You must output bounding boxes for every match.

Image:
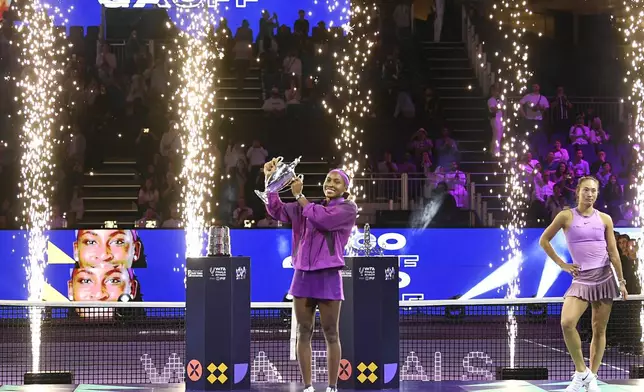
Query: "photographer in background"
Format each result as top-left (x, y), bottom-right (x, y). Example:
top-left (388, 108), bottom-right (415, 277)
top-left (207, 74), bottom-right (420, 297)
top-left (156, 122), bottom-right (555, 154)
top-left (606, 234), bottom-right (642, 355)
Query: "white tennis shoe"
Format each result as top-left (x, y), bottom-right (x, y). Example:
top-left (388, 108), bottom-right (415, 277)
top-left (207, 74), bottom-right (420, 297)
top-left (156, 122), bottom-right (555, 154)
top-left (565, 368), bottom-right (592, 392)
top-left (584, 372), bottom-right (600, 392)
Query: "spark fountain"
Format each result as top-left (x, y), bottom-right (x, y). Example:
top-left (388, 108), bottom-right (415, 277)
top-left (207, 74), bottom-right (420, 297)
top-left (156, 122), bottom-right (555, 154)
top-left (166, 4), bottom-right (220, 281)
top-left (620, 0), bottom-right (644, 350)
top-left (321, 1), bottom-right (378, 201)
top-left (489, 0), bottom-right (535, 368)
top-left (14, 0), bottom-right (67, 372)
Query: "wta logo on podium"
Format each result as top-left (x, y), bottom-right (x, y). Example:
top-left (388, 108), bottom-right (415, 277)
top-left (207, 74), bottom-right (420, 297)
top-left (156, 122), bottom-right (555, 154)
top-left (98, 0), bottom-right (260, 9)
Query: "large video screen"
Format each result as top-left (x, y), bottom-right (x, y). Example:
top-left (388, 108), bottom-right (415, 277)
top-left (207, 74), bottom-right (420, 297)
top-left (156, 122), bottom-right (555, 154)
top-left (1, 228), bottom-right (637, 305)
top-left (40, 0), bottom-right (346, 35)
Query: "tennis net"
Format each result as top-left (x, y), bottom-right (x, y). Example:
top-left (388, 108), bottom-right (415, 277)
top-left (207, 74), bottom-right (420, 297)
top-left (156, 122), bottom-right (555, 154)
top-left (0, 297), bottom-right (642, 385)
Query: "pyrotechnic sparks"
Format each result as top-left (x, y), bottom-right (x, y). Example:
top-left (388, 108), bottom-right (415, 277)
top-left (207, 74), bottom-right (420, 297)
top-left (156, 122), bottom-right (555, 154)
top-left (14, 0), bottom-right (67, 372)
top-left (166, 5), bottom-right (220, 281)
top-left (489, 0), bottom-right (535, 368)
top-left (321, 2), bottom-right (378, 199)
top-left (620, 0), bottom-right (644, 348)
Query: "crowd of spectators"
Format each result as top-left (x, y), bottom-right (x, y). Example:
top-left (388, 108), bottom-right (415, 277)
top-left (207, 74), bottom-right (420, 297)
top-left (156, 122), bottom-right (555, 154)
top-left (488, 82), bottom-right (636, 227)
top-left (0, 3), bottom-right (638, 229)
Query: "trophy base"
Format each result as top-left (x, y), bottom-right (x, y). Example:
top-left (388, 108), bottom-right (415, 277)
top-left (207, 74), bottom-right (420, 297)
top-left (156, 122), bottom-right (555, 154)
top-left (255, 190), bottom-right (269, 205)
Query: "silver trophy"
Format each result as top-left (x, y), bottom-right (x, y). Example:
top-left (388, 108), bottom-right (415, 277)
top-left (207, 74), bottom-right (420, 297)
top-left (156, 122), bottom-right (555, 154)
top-left (255, 156), bottom-right (303, 204)
top-left (207, 226), bottom-right (231, 257)
top-left (361, 224), bottom-right (383, 256)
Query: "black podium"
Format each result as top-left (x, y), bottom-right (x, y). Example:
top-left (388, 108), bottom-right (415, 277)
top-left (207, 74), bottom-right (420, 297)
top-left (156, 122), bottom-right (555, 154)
top-left (185, 257), bottom-right (251, 391)
top-left (338, 256), bottom-right (399, 390)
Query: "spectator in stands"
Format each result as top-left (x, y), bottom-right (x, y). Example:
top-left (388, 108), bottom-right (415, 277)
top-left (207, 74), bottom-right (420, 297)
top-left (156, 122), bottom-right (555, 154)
top-left (224, 142), bottom-right (248, 198)
top-left (246, 139), bottom-right (268, 190)
top-left (257, 214), bottom-right (280, 228)
top-left (435, 127), bottom-right (459, 167)
top-left (601, 175), bottom-right (623, 220)
top-left (589, 117), bottom-right (610, 146)
top-left (569, 114), bottom-right (591, 145)
top-left (381, 51), bottom-right (402, 92)
top-left (96, 43), bottom-right (117, 83)
top-left (552, 140), bottom-right (570, 166)
top-left (162, 205), bottom-right (181, 228)
top-left (551, 162), bottom-right (568, 184)
top-left (550, 86), bottom-right (573, 135)
top-left (436, 161), bottom-right (468, 209)
top-left (138, 178), bottom-right (159, 213)
top-left (160, 172), bottom-right (179, 211)
top-left (67, 128), bottom-right (86, 166)
top-left (232, 197), bottom-right (253, 227)
top-left (584, 107), bottom-right (599, 128)
top-left (293, 10), bottom-right (310, 37)
top-left (126, 74), bottom-right (148, 120)
top-left (519, 83), bottom-right (549, 141)
top-left (570, 148), bottom-right (590, 178)
top-left (590, 150), bottom-right (608, 175)
top-left (532, 162), bottom-right (552, 202)
top-left (409, 128), bottom-right (432, 162)
top-left (136, 207), bottom-right (160, 228)
top-left (285, 77), bottom-right (301, 106)
top-left (276, 24), bottom-right (294, 57)
top-left (51, 204), bottom-right (67, 229)
top-left (397, 152), bottom-right (417, 174)
top-left (545, 183), bottom-right (567, 222)
top-left (262, 87), bottom-right (287, 117)
top-left (543, 151), bottom-right (557, 171)
top-left (282, 49), bottom-right (302, 88)
top-left (394, 88), bottom-right (415, 119)
top-left (393, 0), bottom-right (411, 40)
top-left (259, 10), bottom-right (279, 54)
top-left (420, 151), bottom-right (436, 198)
top-left (160, 123), bottom-right (180, 161)
top-left (487, 83), bottom-right (503, 156)
top-left (377, 151), bottom-right (398, 174)
top-left (125, 29), bottom-right (143, 74)
top-left (144, 55), bottom-right (168, 99)
top-left (596, 162), bottom-right (613, 188)
top-left (519, 152), bottom-right (539, 182)
top-left (419, 87), bottom-right (441, 134)
top-left (528, 162), bottom-right (550, 224)
top-left (215, 19), bottom-right (233, 61)
top-left (420, 151), bottom-right (433, 174)
top-left (561, 170), bottom-right (578, 206)
top-left (311, 21), bottom-right (329, 56)
top-left (232, 20), bottom-right (253, 89)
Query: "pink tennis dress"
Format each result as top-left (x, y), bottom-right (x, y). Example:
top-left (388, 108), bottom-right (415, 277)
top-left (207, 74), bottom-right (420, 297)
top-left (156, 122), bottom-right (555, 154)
top-left (563, 208), bottom-right (619, 302)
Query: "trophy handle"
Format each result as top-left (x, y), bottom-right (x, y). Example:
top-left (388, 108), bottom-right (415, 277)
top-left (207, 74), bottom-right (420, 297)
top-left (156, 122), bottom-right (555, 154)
top-left (275, 156), bottom-right (284, 165)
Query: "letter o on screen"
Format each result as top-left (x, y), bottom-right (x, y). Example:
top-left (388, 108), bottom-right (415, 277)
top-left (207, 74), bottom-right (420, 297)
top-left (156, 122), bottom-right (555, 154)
top-left (377, 233), bottom-right (406, 251)
top-left (351, 234), bottom-right (377, 250)
top-left (399, 271), bottom-right (411, 288)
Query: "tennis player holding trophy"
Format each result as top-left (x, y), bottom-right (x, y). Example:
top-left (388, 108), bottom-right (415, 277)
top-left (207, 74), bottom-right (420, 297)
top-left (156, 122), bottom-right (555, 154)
top-left (259, 157), bottom-right (357, 392)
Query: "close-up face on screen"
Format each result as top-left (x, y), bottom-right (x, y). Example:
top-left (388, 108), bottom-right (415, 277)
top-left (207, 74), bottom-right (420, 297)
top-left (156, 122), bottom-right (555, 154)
top-left (67, 265), bottom-right (138, 317)
top-left (74, 229), bottom-right (141, 269)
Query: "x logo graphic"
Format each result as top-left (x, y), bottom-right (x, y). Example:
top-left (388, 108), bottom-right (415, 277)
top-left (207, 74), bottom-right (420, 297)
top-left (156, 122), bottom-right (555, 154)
top-left (339, 359), bottom-right (352, 380)
top-left (187, 359), bottom-right (202, 381)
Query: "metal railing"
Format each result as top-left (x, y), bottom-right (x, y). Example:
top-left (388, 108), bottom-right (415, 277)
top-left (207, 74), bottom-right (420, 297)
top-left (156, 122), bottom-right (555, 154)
top-left (462, 5), bottom-right (495, 96)
top-left (352, 173), bottom-right (494, 227)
